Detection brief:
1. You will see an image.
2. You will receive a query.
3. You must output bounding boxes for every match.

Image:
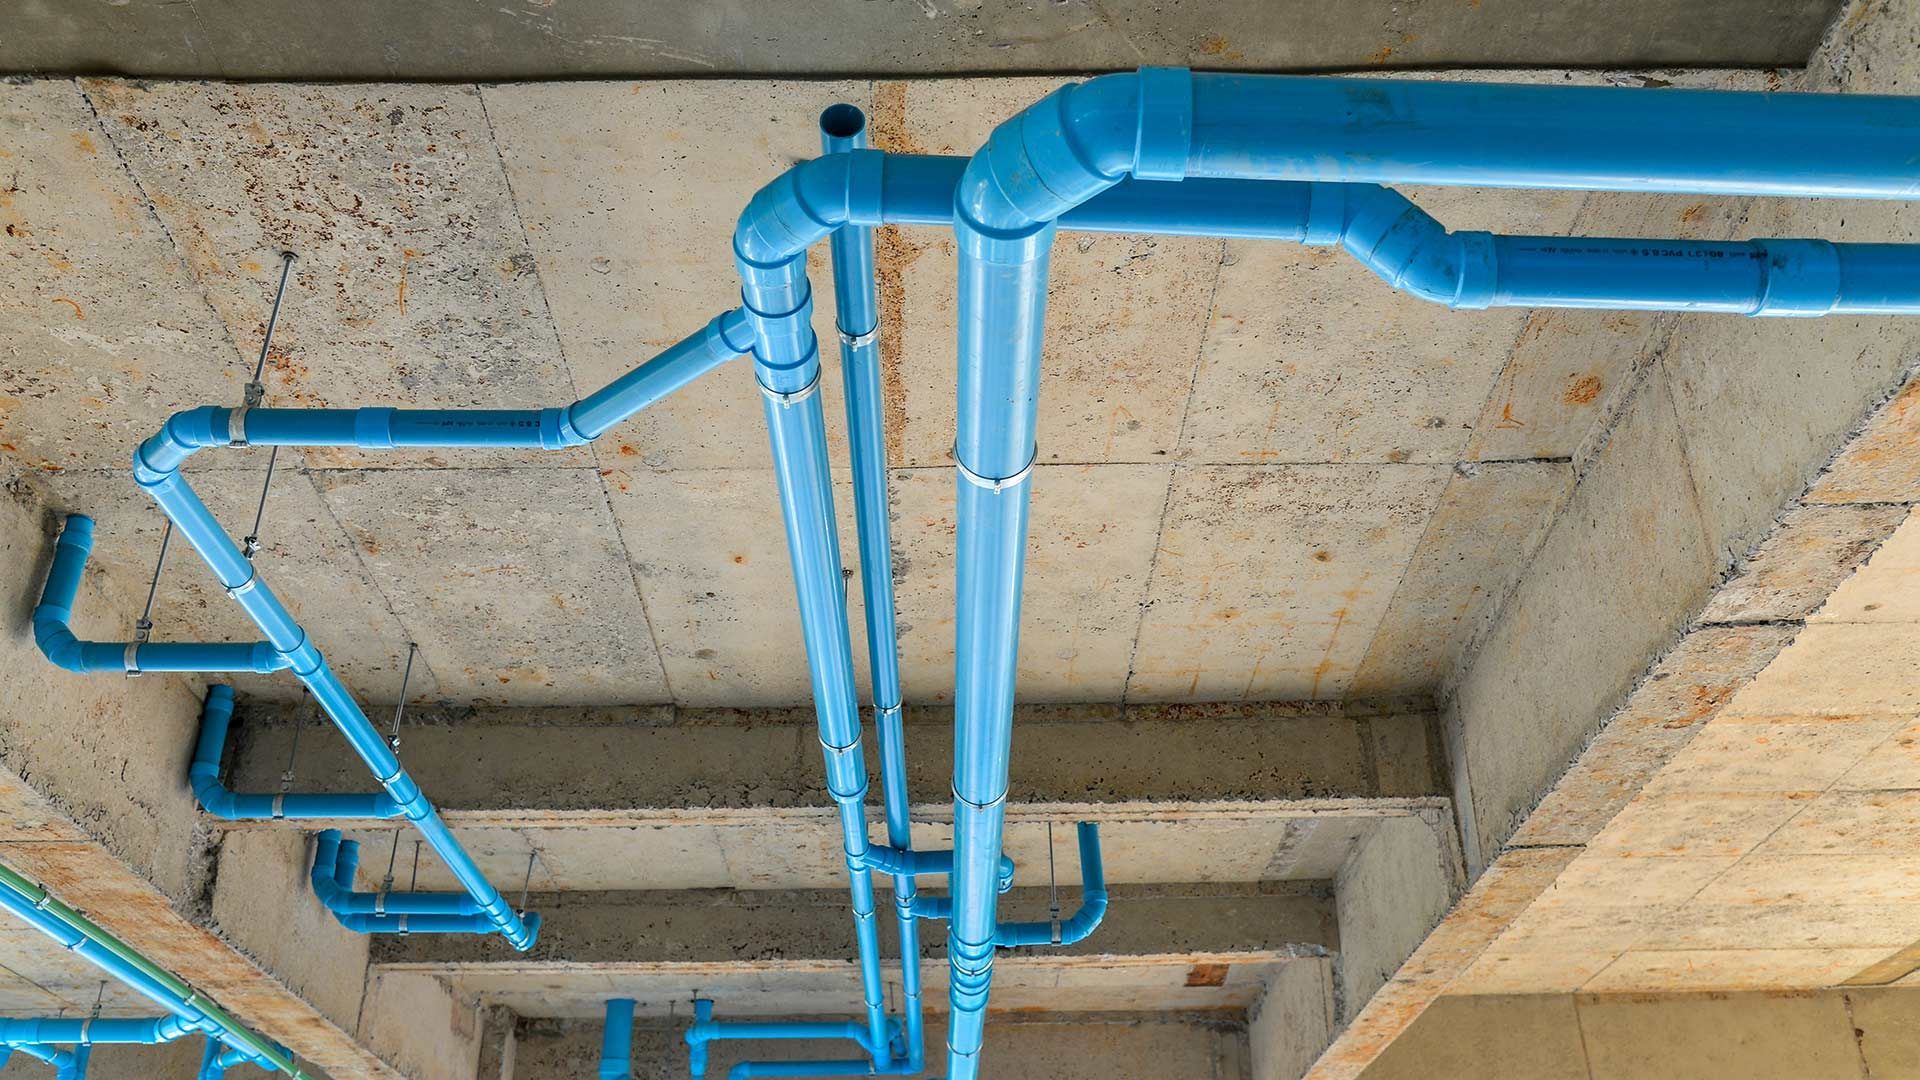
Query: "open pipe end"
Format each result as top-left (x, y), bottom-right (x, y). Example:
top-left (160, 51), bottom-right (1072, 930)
top-left (819, 103), bottom-right (867, 147)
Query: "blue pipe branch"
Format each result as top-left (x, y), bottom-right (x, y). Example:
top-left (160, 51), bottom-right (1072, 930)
top-left (191, 685), bottom-right (402, 821)
top-left (600, 999), bottom-right (634, 1080)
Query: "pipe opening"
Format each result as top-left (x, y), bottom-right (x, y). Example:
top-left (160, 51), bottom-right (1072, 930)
top-left (819, 103), bottom-right (866, 140)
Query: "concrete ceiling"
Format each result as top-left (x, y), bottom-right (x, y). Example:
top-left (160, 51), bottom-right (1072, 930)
top-left (2, 69), bottom-right (1779, 711)
top-left (0, 0), bottom-right (1844, 80)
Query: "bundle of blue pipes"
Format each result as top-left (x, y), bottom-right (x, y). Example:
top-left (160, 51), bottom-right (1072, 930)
top-left (27, 67), bottom-right (1920, 1078)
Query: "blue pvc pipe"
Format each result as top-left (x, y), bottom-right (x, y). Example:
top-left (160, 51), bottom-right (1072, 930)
top-left (990, 823), bottom-right (1107, 948)
top-left (819, 102), bottom-right (925, 1079)
top-left (33, 516), bottom-right (287, 676)
top-left (600, 999), bottom-right (634, 1080)
top-left (0, 1016), bottom-right (196, 1046)
top-left (856, 845), bottom-right (1014, 893)
top-left (310, 831), bottom-right (511, 929)
top-left (191, 686), bottom-right (403, 821)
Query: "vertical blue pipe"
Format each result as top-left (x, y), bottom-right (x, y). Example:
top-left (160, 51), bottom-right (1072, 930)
top-left (819, 102), bottom-right (922, 1073)
top-left (600, 999), bottom-right (634, 1080)
top-left (736, 217), bottom-right (889, 1063)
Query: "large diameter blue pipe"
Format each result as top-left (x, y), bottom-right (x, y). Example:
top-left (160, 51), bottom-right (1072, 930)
top-left (943, 201), bottom-right (1053, 1080)
top-left (599, 999), bottom-right (634, 1080)
top-left (819, 102), bottom-right (925, 1077)
top-left (33, 516), bottom-right (286, 676)
top-left (192, 687), bottom-right (402, 821)
top-left (1182, 72), bottom-right (1920, 197)
top-left (0, 1016), bottom-right (196, 1046)
top-left (985, 68), bottom-right (1920, 200)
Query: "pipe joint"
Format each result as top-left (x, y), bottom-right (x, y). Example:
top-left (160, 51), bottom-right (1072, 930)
top-left (1754, 238), bottom-right (1843, 316)
top-left (135, 407), bottom-right (231, 478)
top-left (1132, 67), bottom-right (1193, 181)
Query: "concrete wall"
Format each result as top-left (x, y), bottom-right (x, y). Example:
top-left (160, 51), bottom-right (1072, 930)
top-left (1442, 0), bottom-right (1920, 869)
top-left (1249, 959), bottom-right (1338, 1080)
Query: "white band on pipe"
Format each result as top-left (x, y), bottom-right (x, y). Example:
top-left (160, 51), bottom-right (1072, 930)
top-left (955, 449), bottom-right (1035, 493)
top-left (228, 406), bottom-right (250, 447)
top-left (124, 642), bottom-right (141, 677)
top-left (271, 794), bottom-right (285, 820)
top-left (758, 372), bottom-right (822, 408)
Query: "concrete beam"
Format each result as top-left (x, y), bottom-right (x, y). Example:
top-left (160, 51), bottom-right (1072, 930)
top-left (218, 701), bottom-right (1451, 895)
top-left (0, 2), bottom-right (1840, 80)
top-left (374, 882), bottom-right (1336, 968)
top-left (506, 1011), bottom-right (1251, 1080)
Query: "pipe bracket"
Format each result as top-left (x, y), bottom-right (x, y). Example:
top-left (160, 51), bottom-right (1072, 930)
top-left (224, 568), bottom-right (259, 601)
top-left (227, 406), bottom-right (250, 448)
top-left (123, 642), bottom-right (141, 678)
top-left (837, 323), bottom-right (879, 349)
top-left (955, 449), bottom-right (1035, 493)
top-left (758, 372), bottom-right (822, 409)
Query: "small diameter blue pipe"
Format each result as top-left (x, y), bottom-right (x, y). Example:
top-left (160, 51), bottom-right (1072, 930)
top-left (819, 101), bottom-right (926, 1078)
top-left (191, 686), bottom-right (402, 821)
top-left (989, 823), bottom-right (1107, 947)
top-left (33, 515), bottom-right (286, 676)
top-left (687, 1001), bottom-right (915, 1080)
top-left (600, 999), bottom-right (634, 1080)
top-left (309, 831), bottom-right (516, 935)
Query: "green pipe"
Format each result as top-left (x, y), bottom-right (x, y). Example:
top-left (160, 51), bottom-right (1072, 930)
top-left (0, 862), bottom-right (314, 1079)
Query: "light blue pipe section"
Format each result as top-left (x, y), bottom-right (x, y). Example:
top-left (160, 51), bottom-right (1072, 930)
top-left (817, 102), bottom-right (926, 1079)
top-left (191, 686), bottom-right (403, 821)
top-left (310, 831), bottom-right (524, 936)
top-left (0, 1016), bottom-right (196, 1046)
top-left (33, 516), bottom-right (286, 676)
top-left (599, 999), bottom-right (634, 1080)
top-left (95, 309), bottom-right (755, 950)
top-left (687, 1000), bottom-right (916, 1080)
top-left (198, 1038), bottom-right (264, 1079)
top-left (855, 845), bottom-right (1014, 893)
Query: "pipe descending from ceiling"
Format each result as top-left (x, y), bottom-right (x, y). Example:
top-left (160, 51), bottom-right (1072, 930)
top-left (28, 66), bottom-right (1920, 1079)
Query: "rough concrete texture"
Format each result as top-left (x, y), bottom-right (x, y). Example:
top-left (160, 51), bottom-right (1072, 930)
top-left (359, 969), bottom-right (485, 1080)
top-left (1331, 819), bottom-right (1460, 1026)
top-left (1353, 987), bottom-right (1920, 1080)
top-left (509, 1010), bottom-right (1248, 1080)
top-left (0, 0), bottom-right (1843, 79)
top-left (0, 67), bottom-right (1798, 713)
top-left (1248, 958), bottom-right (1338, 1080)
top-left (1441, 0), bottom-right (1920, 873)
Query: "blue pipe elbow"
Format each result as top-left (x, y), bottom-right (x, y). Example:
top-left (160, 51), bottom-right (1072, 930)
top-left (991, 823), bottom-right (1107, 948)
top-left (310, 830), bottom-right (490, 921)
top-left (191, 688), bottom-right (403, 821)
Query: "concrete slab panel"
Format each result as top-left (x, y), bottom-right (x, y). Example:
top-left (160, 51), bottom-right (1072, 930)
top-left (1578, 990), bottom-right (1862, 1080)
top-left (1359, 994), bottom-right (1590, 1080)
top-left (481, 80), bottom-right (865, 472)
top-left (606, 466), bottom-right (865, 708)
top-left (0, 80), bottom-right (241, 474)
top-left (1128, 464), bottom-right (1450, 702)
top-left (1811, 506), bottom-right (1920, 624)
top-left (871, 79), bottom-right (1220, 469)
top-left (1806, 375), bottom-right (1920, 505)
top-left (890, 464), bottom-right (1169, 705)
top-left (82, 79), bottom-right (586, 472)
top-left (1182, 191), bottom-right (1578, 467)
top-left (312, 466), bottom-right (670, 704)
top-left (1350, 460), bottom-right (1572, 695)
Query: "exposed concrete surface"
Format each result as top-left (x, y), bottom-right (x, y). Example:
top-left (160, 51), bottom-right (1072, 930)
top-left (0, 67), bottom-right (1793, 714)
top-left (1331, 819), bottom-right (1460, 1026)
top-left (0, 1), bottom-right (1841, 80)
top-left (1354, 987), bottom-right (1920, 1080)
top-left (1248, 958), bottom-right (1338, 1080)
top-left (509, 1011), bottom-right (1248, 1080)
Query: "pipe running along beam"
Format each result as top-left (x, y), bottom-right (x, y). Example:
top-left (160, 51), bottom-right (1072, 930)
top-left (0, 863), bottom-right (310, 1077)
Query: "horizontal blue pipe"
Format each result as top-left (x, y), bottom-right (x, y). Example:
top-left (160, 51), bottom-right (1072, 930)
top-left (192, 686), bottom-right (402, 821)
top-left (0, 881), bottom-right (221, 1048)
top-left (3, 1041), bottom-right (76, 1074)
top-left (600, 999), bottom-right (634, 1080)
top-left (855, 846), bottom-right (1014, 892)
top-left (33, 515), bottom-right (287, 675)
top-left (311, 830), bottom-right (488, 918)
